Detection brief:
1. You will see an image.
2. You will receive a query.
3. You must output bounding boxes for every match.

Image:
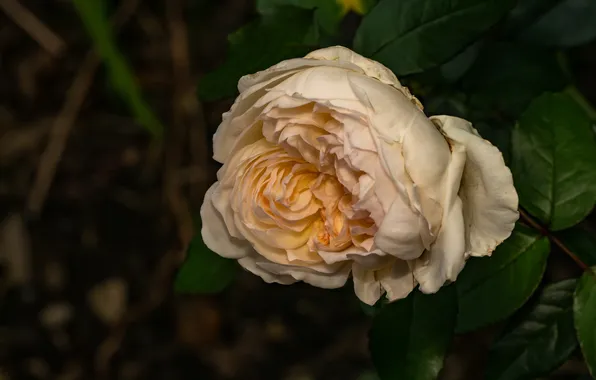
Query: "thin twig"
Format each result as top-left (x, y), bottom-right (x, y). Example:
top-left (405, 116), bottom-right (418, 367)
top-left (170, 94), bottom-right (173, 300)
top-left (519, 208), bottom-right (591, 272)
top-left (0, 0), bottom-right (65, 56)
top-left (26, 50), bottom-right (96, 215)
top-left (165, 0), bottom-right (196, 247)
top-left (166, 0), bottom-right (211, 208)
top-left (26, 0), bottom-right (141, 216)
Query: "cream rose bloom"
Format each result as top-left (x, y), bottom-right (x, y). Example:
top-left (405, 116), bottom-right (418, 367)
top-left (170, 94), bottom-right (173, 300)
top-left (200, 46), bottom-right (519, 305)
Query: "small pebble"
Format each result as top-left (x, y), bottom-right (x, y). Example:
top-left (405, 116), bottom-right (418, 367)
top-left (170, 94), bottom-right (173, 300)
top-left (43, 261), bottom-right (65, 292)
top-left (25, 357), bottom-right (49, 378)
top-left (55, 362), bottom-right (82, 380)
top-left (50, 330), bottom-right (70, 351)
top-left (121, 147), bottom-right (140, 167)
top-left (265, 316), bottom-right (288, 342)
top-left (284, 366), bottom-right (313, 380)
top-left (39, 303), bottom-right (73, 329)
top-left (87, 278), bottom-right (127, 325)
top-left (0, 367), bottom-right (10, 380)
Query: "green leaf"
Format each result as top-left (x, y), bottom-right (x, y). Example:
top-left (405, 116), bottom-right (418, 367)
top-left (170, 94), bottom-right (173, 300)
top-left (511, 92), bottom-right (596, 231)
top-left (198, 8), bottom-right (318, 101)
top-left (424, 91), bottom-right (469, 119)
top-left (257, 0), bottom-right (320, 12)
top-left (353, 0), bottom-right (516, 75)
top-left (502, 0), bottom-right (562, 36)
top-left (557, 226), bottom-right (596, 267)
top-left (369, 285), bottom-right (457, 380)
top-left (357, 371), bottom-right (381, 380)
top-left (360, 297), bottom-right (388, 317)
top-left (462, 42), bottom-right (567, 118)
top-left (174, 229), bottom-right (239, 294)
top-left (485, 279), bottom-right (578, 380)
top-left (456, 224), bottom-right (550, 333)
top-left (574, 270), bottom-right (596, 379)
top-left (256, 0), bottom-right (343, 34)
top-left (72, 0), bottom-right (163, 137)
top-left (439, 41), bottom-right (482, 83)
top-left (518, 0), bottom-right (596, 47)
top-left (577, 375), bottom-right (595, 380)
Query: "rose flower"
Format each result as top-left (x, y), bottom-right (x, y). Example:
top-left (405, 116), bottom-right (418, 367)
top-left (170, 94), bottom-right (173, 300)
top-left (200, 46), bottom-right (518, 305)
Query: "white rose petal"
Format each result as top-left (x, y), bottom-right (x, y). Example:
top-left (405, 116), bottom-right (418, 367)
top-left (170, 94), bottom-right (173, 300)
top-left (353, 263), bottom-right (382, 306)
top-left (201, 184), bottom-right (254, 259)
top-left (431, 116), bottom-right (519, 257)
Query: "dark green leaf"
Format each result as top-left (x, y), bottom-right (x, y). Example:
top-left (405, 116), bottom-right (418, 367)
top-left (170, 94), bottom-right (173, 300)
top-left (519, 0), bottom-right (596, 47)
top-left (557, 227), bottom-right (596, 267)
top-left (439, 41), bottom-right (482, 83)
top-left (360, 297), bottom-right (388, 317)
top-left (198, 8), bottom-right (318, 101)
top-left (424, 91), bottom-right (469, 119)
top-left (73, 0), bottom-right (163, 137)
top-left (353, 0), bottom-right (516, 75)
top-left (369, 285), bottom-right (457, 380)
top-left (456, 224), bottom-right (550, 333)
top-left (485, 279), bottom-right (578, 380)
top-left (512, 92), bottom-right (596, 231)
top-left (175, 230), bottom-right (239, 294)
top-left (256, 0), bottom-right (342, 34)
top-left (574, 270), bottom-right (596, 379)
top-left (502, 0), bottom-right (562, 36)
top-left (462, 42), bottom-right (567, 118)
top-left (257, 0), bottom-right (320, 12)
top-left (357, 371), bottom-right (381, 380)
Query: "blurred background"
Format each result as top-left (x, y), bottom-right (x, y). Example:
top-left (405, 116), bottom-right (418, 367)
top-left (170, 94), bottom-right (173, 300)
top-left (0, 0), bottom-right (595, 379)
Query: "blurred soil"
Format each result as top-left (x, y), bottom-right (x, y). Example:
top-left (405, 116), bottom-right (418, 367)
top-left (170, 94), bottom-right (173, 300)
top-left (0, 1), bottom-right (594, 379)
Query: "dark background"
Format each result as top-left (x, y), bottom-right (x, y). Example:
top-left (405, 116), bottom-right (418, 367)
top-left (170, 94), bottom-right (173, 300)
top-left (0, 0), bottom-right (594, 379)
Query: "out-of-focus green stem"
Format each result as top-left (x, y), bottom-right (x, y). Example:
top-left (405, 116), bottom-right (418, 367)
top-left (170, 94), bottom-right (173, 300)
top-left (72, 0), bottom-right (163, 138)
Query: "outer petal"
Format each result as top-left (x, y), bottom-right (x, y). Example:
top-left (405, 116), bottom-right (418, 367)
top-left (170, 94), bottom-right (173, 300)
top-left (353, 263), bottom-right (382, 306)
top-left (238, 53), bottom-right (363, 93)
top-left (256, 260), bottom-right (351, 289)
top-left (374, 197), bottom-right (425, 260)
top-left (305, 46), bottom-right (399, 88)
top-left (431, 116), bottom-right (519, 257)
top-left (413, 144), bottom-right (467, 293)
top-left (318, 246), bottom-right (388, 270)
top-left (200, 183), bottom-right (254, 259)
top-left (306, 46), bottom-right (423, 108)
top-left (378, 260), bottom-right (416, 302)
top-left (401, 110), bottom-right (452, 204)
top-left (414, 202), bottom-right (466, 293)
top-left (353, 259), bottom-right (415, 305)
top-left (238, 256), bottom-right (296, 285)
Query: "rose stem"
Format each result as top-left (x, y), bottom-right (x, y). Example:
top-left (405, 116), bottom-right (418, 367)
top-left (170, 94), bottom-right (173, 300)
top-left (518, 208), bottom-right (593, 274)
